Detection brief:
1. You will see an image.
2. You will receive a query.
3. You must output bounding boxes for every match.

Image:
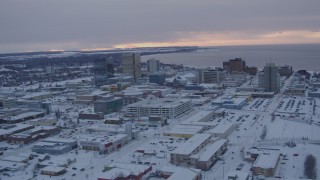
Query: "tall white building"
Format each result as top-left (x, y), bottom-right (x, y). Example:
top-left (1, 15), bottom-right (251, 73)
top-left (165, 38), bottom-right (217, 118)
top-left (263, 63), bottom-right (280, 92)
top-left (122, 53), bottom-right (141, 80)
top-left (147, 59), bottom-right (160, 74)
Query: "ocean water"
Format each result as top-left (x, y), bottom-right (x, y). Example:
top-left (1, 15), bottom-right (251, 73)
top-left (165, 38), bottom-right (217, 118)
top-left (142, 44), bottom-right (320, 72)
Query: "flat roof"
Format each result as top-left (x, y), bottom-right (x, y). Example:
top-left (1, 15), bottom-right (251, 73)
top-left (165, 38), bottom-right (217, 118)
top-left (164, 125), bottom-right (203, 135)
top-left (253, 150), bottom-right (280, 169)
top-left (226, 171), bottom-right (249, 180)
top-left (44, 137), bottom-right (77, 143)
top-left (171, 134), bottom-right (211, 155)
top-left (208, 123), bottom-right (235, 134)
top-left (1, 155), bottom-right (29, 162)
top-left (79, 134), bottom-right (127, 144)
top-left (41, 165), bottom-right (65, 172)
top-left (159, 166), bottom-right (201, 180)
top-left (4, 111), bottom-right (44, 121)
top-left (127, 98), bottom-right (190, 108)
top-left (184, 110), bottom-right (213, 122)
top-left (0, 124), bottom-right (34, 135)
top-left (197, 139), bottom-right (227, 162)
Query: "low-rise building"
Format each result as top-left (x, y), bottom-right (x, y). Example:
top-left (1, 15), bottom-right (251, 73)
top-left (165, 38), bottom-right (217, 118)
top-left (29, 117), bottom-right (57, 126)
top-left (191, 139), bottom-right (228, 170)
top-left (226, 171), bottom-right (250, 180)
top-left (32, 138), bottom-right (77, 155)
top-left (208, 123), bottom-right (237, 139)
top-left (97, 162), bottom-right (152, 180)
top-left (126, 98), bottom-right (192, 119)
top-left (94, 95), bottom-right (123, 114)
top-left (252, 150), bottom-right (281, 177)
top-left (7, 126), bottom-right (59, 144)
top-left (170, 134), bottom-right (211, 165)
top-left (163, 125), bottom-right (205, 138)
top-left (212, 96), bottom-right (247, 110)
top-left (158, 166), bottom-right (202, 180)
top-left (79, 134), bottom-right (128, 154)
top-left (41, 166), bottom-right (66, 176)
top-left (0, 124), bottom-right (34, 141)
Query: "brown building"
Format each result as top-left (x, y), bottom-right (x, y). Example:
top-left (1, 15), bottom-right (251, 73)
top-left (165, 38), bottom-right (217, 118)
top-left (244, 66), bottom-right (258, 75)
top-left (223, 58), bottom-right (257, 75)
top-left (223, 58), bottom-right (246, 72)
top-left (7, 126), bottom-right (59, 144)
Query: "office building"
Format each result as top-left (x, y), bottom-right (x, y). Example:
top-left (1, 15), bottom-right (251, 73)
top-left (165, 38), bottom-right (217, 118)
top-left (147, 59), bottom-right (160, 74)
top-left (149, 72), bottom-right (166, 85)
top-left (263, 63), bottom-right (280, 92)
top-left (223, 58), bottom-right (246, 72)
top-left (278, 65), bottom-right (293, 77)
top-left (93, 57), bottom-right (114, 87)
top-left (203, 70), bottom-right (225, 84)
top-left (122, 53), bottom-right (141, 80)
top-left (94, 95), bottom-right (123, 114)
top-left (223, 58), bottom-right (257, 75)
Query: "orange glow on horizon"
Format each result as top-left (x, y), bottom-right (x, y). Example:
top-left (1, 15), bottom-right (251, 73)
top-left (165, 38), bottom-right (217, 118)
top-left (112, 30), bottom-right (320, 49)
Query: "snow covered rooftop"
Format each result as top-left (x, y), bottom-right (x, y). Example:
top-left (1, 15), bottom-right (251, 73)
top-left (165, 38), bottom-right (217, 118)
top-left (253, 150), bottom-right (281, 169)
top-left (196, 139), bottom-right (227, 162)
top-left (171, 134), bottom-right (211, 155)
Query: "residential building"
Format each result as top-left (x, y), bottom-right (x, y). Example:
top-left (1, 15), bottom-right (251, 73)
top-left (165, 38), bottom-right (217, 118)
top-left (263, 63), bottom-right (280, 92)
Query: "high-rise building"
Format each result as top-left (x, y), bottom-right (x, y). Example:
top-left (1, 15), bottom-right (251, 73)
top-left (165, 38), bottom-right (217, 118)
top-left (93, 57), bottom-right (114, 87)
top-left (122, 53), bottom-right (141, 80)
top-left (263, 63), bottom-right (280, 92)
top-left (147, 59), bottom-right (160, 74)
top-left (223, 58), bottom-right (246, 72)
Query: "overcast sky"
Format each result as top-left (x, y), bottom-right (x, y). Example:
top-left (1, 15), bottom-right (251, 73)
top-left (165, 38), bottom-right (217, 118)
top-left (1, 0), bottom-right (320, 53)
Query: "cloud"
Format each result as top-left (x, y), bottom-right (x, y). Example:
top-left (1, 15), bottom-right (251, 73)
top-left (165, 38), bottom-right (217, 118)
top-left (0, 0), bottom-right (320, 52)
